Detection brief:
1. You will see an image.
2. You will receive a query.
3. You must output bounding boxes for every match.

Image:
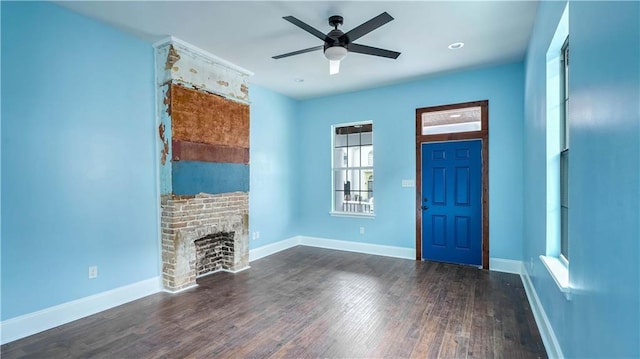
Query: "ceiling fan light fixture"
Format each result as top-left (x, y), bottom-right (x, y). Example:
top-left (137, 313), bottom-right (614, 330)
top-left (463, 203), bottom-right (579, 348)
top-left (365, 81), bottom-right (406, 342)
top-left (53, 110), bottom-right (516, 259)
top-left (324, 45), bottom-right (348, 61)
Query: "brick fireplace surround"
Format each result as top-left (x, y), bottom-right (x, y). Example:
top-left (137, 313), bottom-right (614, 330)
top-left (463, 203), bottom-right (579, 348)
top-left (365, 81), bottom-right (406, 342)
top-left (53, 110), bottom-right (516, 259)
top-left (154, 38), bottom-right (253, 292)
top-left (161, 192), bottom-right (249, 291)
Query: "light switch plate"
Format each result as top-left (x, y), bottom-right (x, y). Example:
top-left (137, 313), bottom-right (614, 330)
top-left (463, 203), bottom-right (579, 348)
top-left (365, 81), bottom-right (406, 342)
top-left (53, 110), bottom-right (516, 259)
top-left (401, 179), bottom-right (415, 187)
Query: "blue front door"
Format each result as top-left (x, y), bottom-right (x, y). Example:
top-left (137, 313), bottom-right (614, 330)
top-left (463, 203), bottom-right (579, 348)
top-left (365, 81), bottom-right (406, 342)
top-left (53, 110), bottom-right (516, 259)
top-left (421, 140), bottom-right (482, 265)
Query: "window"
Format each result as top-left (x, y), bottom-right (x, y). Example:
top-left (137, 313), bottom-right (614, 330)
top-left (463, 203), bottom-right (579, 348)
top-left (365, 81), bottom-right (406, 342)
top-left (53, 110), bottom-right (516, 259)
top-left (332, 123), bottom-right (374, 215)
top-left (560, 37), bottom-right (569, 262)
top-left (542, 4), bottom-right (569, 299)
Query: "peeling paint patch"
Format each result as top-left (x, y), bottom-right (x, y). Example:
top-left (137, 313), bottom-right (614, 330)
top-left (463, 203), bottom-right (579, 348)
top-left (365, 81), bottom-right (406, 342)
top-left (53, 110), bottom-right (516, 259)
top-left (159, 123), bottom-right (169, 165)
top-left (165, 44), bottom-right (181, 70)
top-left (155, 40), bottom-right (251, 105)
top-left (163, 86), bottom-right (171, 116)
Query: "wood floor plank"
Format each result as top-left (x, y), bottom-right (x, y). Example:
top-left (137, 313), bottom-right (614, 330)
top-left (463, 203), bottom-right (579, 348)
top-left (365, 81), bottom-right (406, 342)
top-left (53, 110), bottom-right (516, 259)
top-left (1, 246), bottom-right (547, 359)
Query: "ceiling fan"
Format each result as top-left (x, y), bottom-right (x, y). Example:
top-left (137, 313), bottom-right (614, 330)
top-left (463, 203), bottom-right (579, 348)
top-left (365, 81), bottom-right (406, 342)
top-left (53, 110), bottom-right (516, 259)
top-left (273, 12), bottom-right (401, 75)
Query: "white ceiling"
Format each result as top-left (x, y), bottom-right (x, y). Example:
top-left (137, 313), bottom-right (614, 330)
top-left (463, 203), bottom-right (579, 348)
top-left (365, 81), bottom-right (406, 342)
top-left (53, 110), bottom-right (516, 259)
top-left (57, 1), bottom-right (538, 99)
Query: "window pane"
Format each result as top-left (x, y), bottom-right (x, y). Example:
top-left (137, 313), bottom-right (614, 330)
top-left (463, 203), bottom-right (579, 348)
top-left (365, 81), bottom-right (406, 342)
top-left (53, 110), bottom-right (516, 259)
top-left (560, 37), bottom-right (569, 151)
top-left (347, 133), bottom-right (361, 146)
top-left (361, 145), bottom-right (373, 167)
top-left (335, 133), bottom-right (348, 147)
top-left (560, 149), bottom-right (569, 259)
top-left (364, 171), bottom-right (373, 194)
top-left (348, 146), bottom-right (361, 167)
top-left (361, 132), bottom-right (373, 145)
top-left (334, 148), bottom-right (347, 168)
top-left (347, 169), bottom-right (362, 193)
top-left (334, 170), bottom-right (348, 194)
top-left (422, 106), bottom-right (481, 135)
top-left (334, 190), bottom-right (345, 212)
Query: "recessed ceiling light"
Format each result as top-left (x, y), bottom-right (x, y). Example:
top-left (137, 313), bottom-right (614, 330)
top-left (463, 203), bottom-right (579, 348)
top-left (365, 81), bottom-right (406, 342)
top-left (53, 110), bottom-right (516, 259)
top-left (448, 42), bottom-right (465, 50)
top-left (294, 78), bottom-right (304, 83)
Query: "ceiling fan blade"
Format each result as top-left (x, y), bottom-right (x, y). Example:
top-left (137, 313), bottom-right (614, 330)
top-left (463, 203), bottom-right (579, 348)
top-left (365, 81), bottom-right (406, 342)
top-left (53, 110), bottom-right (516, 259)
top-left (283, 16), bottom-right (335, 44)
top-left (329, 60), bottom-right (340, 75)
top-left (340, 12), bottom-right (394, 43)
top-left (272, 45), bottom-right (324, 59)
top-left (349, 43), bottom-right (401, 59)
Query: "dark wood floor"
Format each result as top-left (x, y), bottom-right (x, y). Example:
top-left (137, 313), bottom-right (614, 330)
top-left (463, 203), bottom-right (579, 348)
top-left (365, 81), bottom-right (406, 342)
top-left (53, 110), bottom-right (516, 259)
top-left (2, 246), bottom-right (546, 358)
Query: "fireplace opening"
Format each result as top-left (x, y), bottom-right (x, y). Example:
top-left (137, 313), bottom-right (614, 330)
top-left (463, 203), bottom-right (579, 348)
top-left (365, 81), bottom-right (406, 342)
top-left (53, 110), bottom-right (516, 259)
top-left (194, 231), bottom-right (235, 276)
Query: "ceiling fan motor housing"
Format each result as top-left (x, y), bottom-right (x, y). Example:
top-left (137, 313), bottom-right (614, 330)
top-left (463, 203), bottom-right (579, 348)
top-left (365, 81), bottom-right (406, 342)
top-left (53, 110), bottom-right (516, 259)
top-left (324, 29), bottom-right (348, 52)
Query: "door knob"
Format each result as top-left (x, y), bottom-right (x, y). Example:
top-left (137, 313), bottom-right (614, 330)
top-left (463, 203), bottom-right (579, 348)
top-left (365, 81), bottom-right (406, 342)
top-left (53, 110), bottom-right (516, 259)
top-left (421, 205), bottom-right (429, 210)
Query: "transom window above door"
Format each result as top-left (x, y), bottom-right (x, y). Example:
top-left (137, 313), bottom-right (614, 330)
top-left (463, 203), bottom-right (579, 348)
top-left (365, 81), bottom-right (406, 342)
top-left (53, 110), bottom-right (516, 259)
top-left (421, 106), bottom-right (482, 135)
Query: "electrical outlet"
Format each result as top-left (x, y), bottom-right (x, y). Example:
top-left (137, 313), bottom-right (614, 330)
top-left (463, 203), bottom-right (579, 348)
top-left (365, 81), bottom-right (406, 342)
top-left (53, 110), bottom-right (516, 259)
top-left (359, 227), bottom-right (365, 235)
top-left (256, 231), bottom-right (260, 239)
top-left (88, 265), bottom-right (98, 279)
top-left (252, 231), bottom-right (260, 240)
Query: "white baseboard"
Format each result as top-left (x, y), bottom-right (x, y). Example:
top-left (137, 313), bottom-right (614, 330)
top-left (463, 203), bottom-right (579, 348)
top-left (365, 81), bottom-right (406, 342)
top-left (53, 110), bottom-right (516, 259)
top-left (162, 283), bottom-right (198, 294)
top-left (299, 236), bottom-right (415, 260)
top-left (489, 258), bottom-right (524, 274)
top-left (223, 265), bottom-right (251, 274)
top-left (521, 268), bottom-right (564, 358)
top-left (1, 277), bottom-right (162, 345)
top-left (249, 236), bottom-right (415, 262)
top-left (249, 236), bottom-right (300, 262)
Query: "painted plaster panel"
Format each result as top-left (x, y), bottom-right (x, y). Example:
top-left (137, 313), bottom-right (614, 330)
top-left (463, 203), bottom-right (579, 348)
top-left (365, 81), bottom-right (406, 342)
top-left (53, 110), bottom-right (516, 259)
top-left (172, 161), bottom-right (249, 195)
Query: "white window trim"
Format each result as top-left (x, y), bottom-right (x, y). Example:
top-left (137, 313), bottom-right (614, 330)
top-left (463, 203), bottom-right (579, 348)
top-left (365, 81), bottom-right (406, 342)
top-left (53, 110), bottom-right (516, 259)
top-left (330, 121), bottom-right (374, 216)
top-left (540, 255), bottom-right (571, 300)
top-left (329, 211), bottom-right (375, 219)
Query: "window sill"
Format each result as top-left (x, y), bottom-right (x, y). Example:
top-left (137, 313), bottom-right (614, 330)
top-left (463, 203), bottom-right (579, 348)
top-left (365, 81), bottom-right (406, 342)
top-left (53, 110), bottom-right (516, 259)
top-left (330, 211), bottom-right (375, 219)
top-left (539, 255), bottom-right (571, 300)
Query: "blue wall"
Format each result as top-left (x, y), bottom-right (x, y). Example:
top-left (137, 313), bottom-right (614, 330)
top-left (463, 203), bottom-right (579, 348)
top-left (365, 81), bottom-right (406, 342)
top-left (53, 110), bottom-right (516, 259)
top-left (296, 63), bottom-right (525, 260)
top-left (1, 2), bottom-right (158, 320)
top-left (249, 86), bottom-right (299, 249)
top-left (523, 1), bottom-right (639, 357)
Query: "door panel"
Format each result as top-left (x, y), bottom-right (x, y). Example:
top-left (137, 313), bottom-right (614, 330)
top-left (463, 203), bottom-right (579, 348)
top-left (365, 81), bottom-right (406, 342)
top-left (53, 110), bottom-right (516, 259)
top-left (422, 140), bottom-right (482, 265)
top-left (431, 215), bottom-right (447, 247)
top-left (432, 167), bottom-right (447, 205)
top-left (455, 167), bottom-right (470, 205)
top-left (454, 216), bottom-right (471, 249)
